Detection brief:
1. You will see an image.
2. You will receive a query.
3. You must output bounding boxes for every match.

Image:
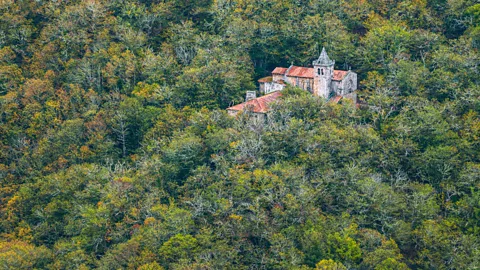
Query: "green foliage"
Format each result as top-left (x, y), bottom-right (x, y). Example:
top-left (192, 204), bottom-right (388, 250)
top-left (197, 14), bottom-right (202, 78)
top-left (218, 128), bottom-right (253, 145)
top-left (315, 259), bottom-right (347, 270)
top-left (159, 234), bottom-right (199, 264)
top-left (0, 0), bottom-right (479, 268)
top-left (0, 240), bottom-right (53, 269)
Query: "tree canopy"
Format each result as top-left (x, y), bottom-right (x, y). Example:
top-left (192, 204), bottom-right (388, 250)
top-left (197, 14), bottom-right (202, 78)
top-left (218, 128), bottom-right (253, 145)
top-left (0, 0), bottom-right (479, 269)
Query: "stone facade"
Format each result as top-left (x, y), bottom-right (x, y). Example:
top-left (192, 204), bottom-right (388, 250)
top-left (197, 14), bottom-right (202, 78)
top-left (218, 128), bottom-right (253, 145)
top-left (285, 76), bottom-right (314, 94)
top-left (258, 48), bottom-right (357, 101)
top-left (263, 81), bottom-right (286, 94)
top-left (227, 48), bottom-right (358, 117)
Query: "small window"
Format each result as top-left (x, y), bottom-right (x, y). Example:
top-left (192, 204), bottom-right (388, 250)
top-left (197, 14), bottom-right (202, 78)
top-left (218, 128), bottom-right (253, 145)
top-left (317, 68), bottom-right (321, 75)
top-left (321, 69), bottom-right (324, 75)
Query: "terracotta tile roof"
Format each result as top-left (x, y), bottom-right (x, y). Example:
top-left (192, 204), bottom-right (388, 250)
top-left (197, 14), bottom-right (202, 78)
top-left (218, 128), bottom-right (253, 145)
top-left (329, 95), bottom-right (342, 103)
top-left (272, 67), bottom-right (288, 75)
top-left (227, 91), bottom-right (282, 114)
top-left (287, 66), bottom-right (314, 78)
top-left (258, 76), bottom-right (273, 83)
top-left (333, 70), bottom-right (348, 81)
top-left (271, 66), bottom-right (349, 81)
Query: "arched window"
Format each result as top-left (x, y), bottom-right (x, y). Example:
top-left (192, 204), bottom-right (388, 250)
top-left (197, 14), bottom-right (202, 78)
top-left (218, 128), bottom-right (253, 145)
top-left (321, 69), bottom-right (324, 75)
top-left (317, 68), bottom-right (321, 75)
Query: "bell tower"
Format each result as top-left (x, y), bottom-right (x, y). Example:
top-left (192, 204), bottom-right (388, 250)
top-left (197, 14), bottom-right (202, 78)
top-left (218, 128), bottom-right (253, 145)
top-left (313, 47), bottom-right (334, 98)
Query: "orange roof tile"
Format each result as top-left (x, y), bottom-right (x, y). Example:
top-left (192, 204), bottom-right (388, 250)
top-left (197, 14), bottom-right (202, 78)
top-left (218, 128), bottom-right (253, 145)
top-left (227, 91), bottom-right (282, 114)
top-left (271, 66), bottom-right (349, 81)
top-left (329, 95), bottom-right (342, 103)
top-left (258, 76), bottom-right (273, 83)
top-left (272, 67), bottom-right (288, 75)
top-left (287, 66), bottom-right (314, 78)
top-left (333, 70), bottom-right (348, 81)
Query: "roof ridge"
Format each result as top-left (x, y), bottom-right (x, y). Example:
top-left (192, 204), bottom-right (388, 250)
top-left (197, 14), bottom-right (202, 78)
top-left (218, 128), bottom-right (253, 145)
top-left (226, 91), bottom-right (282, 113)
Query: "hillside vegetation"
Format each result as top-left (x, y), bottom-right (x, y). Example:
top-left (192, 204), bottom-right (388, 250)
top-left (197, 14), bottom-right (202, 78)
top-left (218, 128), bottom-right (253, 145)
top-left (0, 0), bottom-right (479, 269)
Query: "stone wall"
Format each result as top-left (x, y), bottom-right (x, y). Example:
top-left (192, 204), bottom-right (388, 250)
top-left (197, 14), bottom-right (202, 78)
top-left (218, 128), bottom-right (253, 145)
top-left (313, 65), bottom-right (334, 98)
top-left (343, 91), bottom-right (357, 103)
top-left (272, 74), bottom-right (284, 82)
top-left (263, 82), bottom-right (285, 94)
top-left (285, 76), bottom-right (314, 93)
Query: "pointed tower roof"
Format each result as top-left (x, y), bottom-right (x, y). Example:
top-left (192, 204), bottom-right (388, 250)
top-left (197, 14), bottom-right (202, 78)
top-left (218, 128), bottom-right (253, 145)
top-left (313, 47), bottom-right (334, 66)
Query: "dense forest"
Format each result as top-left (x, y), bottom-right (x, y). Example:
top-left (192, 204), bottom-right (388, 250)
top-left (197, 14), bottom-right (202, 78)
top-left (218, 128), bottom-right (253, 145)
top-left (0, 0), bottom-right (479, 269)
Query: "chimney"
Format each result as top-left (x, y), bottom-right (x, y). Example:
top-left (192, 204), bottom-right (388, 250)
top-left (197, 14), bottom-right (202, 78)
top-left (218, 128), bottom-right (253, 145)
top-left (245, 91), bottom-right (256, 102)
top-left (284, 64), bottom-right (293, 81)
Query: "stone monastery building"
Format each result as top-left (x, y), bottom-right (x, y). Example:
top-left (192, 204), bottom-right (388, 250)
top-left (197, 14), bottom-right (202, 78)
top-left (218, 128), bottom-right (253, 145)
top-left (227, 48), bottom-right (358, 116)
